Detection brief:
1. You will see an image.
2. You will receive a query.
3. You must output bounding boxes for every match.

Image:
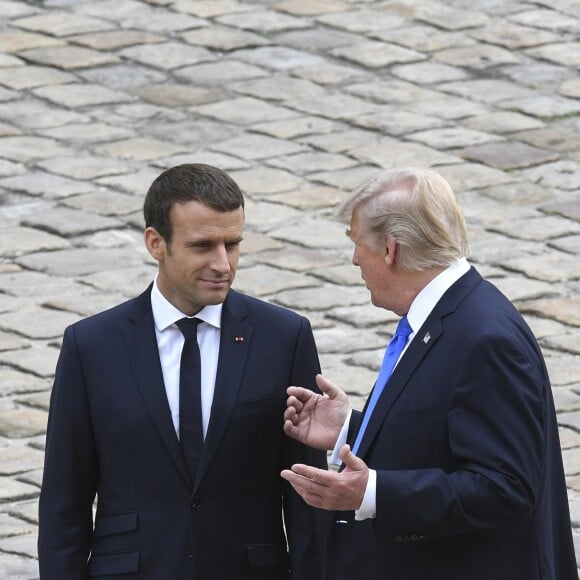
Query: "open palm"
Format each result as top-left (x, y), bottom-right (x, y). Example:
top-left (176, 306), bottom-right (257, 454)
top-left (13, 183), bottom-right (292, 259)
top-left (284, 374), bottom-right (350, 450)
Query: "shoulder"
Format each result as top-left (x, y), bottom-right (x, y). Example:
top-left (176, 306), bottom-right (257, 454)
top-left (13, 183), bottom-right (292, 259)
top-left (448, 268), bottom-right (524, 324)
top-left (448, 272), bottom-right (539, 353)
top-left (66, 289), bottom-right (149, 337)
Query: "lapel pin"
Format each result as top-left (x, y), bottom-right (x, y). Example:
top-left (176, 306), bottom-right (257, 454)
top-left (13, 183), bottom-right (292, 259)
top-left (234, 336), bottom-right (244, 342)
top-left (422, 332), bottom-right (431, 344)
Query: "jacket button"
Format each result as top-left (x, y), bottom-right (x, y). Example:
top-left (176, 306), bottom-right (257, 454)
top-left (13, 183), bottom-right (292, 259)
top-left (191, 502), bottom-right (200, 509)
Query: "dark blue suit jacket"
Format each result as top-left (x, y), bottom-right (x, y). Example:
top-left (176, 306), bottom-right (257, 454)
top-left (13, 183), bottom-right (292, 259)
top-left (38, 288), bottom-right (326, 579)
top-left (329, 268), bottom-right (577, 580)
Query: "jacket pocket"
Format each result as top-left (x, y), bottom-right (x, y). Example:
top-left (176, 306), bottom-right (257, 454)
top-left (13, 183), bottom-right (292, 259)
top-left (246, 544), bottom-right (289, 568)
top-left (88, 550), bottom-right (139, 576)
top-left (94, 512), bottom-right (137, 537)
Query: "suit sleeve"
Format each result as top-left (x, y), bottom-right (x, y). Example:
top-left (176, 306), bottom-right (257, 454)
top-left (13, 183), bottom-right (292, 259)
top-left (282, 316), bottom-right (328, 580)
top-left (375, 331), bottom-right (545, 539)
top-left (38, 325), bottom-right (97, 579)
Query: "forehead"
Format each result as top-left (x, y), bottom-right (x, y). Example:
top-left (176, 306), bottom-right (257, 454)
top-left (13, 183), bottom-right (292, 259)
top-left (170, 201), bottom-right (244, 235)
top-left (169, 201), bottom-right (244, 226)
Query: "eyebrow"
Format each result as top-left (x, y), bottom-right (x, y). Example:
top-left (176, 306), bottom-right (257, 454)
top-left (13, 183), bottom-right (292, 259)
top-left (185, 236), bottom-right (242, 248)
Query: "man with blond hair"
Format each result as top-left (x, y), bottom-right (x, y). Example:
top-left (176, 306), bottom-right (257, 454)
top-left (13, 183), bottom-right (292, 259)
top-left (282, 168), bottom-right (577, 580)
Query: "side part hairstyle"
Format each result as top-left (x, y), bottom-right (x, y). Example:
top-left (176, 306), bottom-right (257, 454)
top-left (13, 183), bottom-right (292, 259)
top-left (144, 163), bottom-right (245, 244)
top-left (336, 167), bottom-right (469, 271)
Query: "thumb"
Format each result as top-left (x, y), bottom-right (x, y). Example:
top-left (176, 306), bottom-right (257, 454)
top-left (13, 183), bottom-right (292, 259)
top-left (315, 374), bottom-right (343, 399)
top-left (339, 444), bottom-right (366, 471)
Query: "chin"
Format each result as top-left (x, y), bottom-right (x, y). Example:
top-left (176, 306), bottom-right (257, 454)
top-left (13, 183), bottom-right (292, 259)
top-left (206, 288), bottom-right (230, 305)
top-left (370, 294), bottom-right (388, 310)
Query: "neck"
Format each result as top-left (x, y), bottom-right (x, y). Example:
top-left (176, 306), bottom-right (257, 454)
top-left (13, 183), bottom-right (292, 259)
top-left (392, 266), bottom-right (446, 316)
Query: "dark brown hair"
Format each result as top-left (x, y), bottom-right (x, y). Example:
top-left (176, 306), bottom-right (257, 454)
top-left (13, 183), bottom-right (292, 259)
top-left (144, 163), bottom-right (244, 243)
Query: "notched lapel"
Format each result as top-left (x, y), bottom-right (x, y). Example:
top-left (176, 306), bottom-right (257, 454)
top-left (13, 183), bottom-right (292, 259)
top-left (125, 294), bottom-right (191, 487)
top-left (356, 320), bottom-right (443, 458)
top-left (193, 294), bottom-right (252, 490)
top-left (355, 268), bottom-right (481, 458)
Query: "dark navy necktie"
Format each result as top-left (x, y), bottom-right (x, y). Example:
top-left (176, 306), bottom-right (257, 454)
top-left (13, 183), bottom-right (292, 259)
top-left (352, 316), bottom-right (412, 455)
top-left (176, 317), bottom-right (203, 481)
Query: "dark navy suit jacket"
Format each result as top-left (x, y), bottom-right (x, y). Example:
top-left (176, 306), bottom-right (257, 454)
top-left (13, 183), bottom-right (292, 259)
top-left (328, 268), bottom-right (577, 580)
top-left (38, 288), bottom-right (326, 579)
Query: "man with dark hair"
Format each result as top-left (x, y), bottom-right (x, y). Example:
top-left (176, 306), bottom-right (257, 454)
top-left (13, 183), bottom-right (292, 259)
top-left (38, 163), bottom-right (326, 579)
top-left (281, 167), bottom-right (577, 580)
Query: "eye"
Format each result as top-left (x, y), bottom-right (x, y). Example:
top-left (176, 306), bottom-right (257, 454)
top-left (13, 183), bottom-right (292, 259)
top-left (191, 241), bottom-right (210, 251)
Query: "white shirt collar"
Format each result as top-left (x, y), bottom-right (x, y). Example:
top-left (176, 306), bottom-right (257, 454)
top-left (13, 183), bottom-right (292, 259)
top-left (407, 258), bottom-right (470, 334)
top-left (150, 275), bottom-right (222, 332)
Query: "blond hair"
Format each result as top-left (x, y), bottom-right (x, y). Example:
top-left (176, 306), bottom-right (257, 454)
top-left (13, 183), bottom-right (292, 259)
top-left (336, 168), bottom-right (469, 271)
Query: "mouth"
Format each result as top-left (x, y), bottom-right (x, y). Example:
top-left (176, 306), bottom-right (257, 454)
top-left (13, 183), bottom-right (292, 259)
top-left (202, 279), bottom-right (229, 288)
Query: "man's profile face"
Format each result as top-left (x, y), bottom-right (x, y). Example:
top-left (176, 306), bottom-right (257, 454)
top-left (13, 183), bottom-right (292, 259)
top-left (152, 200), bottom-right (244, 315)
top-left (348, 210), bottom-right (391, 309)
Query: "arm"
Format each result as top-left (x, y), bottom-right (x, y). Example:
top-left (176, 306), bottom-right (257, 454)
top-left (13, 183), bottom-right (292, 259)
top-left (281, 338), bottom-right (365, 518)
top-left (282, 331), bottom-right (548, 532)
top-left (374, 332), bottom-right (545, 538)
top-left (38, 325), bottom-right (97, 579)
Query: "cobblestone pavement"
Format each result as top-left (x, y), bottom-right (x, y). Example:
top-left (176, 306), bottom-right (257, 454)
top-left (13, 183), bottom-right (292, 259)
top-left (0, 0), bottom-right (579, 577)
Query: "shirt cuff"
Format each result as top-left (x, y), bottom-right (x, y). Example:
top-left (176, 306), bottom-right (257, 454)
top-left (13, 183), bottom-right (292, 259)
top-left (329, 410), bottom-right (352, 466)
top-left (354, 468), bottom-right (376, 520)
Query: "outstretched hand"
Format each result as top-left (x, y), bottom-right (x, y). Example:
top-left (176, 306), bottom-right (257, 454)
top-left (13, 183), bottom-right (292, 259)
top-left (283, 374), bottom-right (350, 450)
top-left (281, 444), bottom-right (369, 511)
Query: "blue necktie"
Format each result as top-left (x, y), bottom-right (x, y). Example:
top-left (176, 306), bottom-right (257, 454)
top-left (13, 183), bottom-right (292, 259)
top-left (176, 317), bottom-right (203, 481)
top-left (352, 316), bottom-right (412, 455)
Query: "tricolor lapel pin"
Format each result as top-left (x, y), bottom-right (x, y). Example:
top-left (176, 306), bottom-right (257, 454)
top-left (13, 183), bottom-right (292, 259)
top-left (422, 332), bottom-right (431, 344)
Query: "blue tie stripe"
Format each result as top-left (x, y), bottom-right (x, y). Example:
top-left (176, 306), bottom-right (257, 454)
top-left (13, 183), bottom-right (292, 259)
top-left (352, 316), bottom-right (412, 455)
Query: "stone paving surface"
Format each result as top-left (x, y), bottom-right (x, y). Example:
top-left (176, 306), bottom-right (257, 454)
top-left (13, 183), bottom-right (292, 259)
top-left (0, 0), bottom-right (579, 577)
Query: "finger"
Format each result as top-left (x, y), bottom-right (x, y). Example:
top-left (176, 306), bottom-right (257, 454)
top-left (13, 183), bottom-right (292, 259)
top-left (281, 471), bottom-right (327, 508)
top-left (283, 405), bottom-right (298, 422)
top-left (280, 469), bottom-right (315, 493)
top-left (281, 469), bottom-right (329, 496)
top-left (315, 374), bottom-right (343, 400)
top-left (283, 419), bottom-right (298, 436)
top-left (280, 468), bottom-right (292, 481)
top-left (339, 444), bottom-right (367, 471)
top-left (287, 464), bottom-right (334, 486)
top-left (286, 386), bottom-right (312, 404)
top-left (285, 394), bottom-right (304, 413)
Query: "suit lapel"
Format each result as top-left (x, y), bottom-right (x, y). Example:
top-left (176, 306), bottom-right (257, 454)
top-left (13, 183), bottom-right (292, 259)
top-left (125, 288), bottom-right (191, 487)
top-left (193, 291), bottom-right (252, 491)
top-left (355, 268), bottom-right (482, 458)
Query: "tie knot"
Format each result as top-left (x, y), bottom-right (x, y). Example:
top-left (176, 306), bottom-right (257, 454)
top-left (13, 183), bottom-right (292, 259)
top-left (394, 316), bottom-right (412, 340)
top-left (176, 317), bottom-right (200, 341)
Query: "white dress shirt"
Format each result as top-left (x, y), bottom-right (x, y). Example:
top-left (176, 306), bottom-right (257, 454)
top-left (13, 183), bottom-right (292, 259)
top-left (150, 278), bottom-right (222, 439)
top-left (330, 258), bottom-right (471, 520)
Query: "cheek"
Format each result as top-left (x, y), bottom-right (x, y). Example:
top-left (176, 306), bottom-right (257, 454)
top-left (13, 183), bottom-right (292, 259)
top-left (229, 251), bottom-right (240, 269)
top-left (361, 257), bottom-right (380, 275)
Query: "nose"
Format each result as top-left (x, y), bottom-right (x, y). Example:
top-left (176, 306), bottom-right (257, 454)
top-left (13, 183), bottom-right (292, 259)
top-left (212, 245), bottom-right (231, 274)
top-left (352, 246), bottom-right (359, 266)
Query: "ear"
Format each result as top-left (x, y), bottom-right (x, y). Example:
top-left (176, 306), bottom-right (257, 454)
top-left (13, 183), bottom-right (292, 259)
top-left (384, 236), bottom-right (397, 266)
top-left (144, 227), bottom-right (165, 263)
